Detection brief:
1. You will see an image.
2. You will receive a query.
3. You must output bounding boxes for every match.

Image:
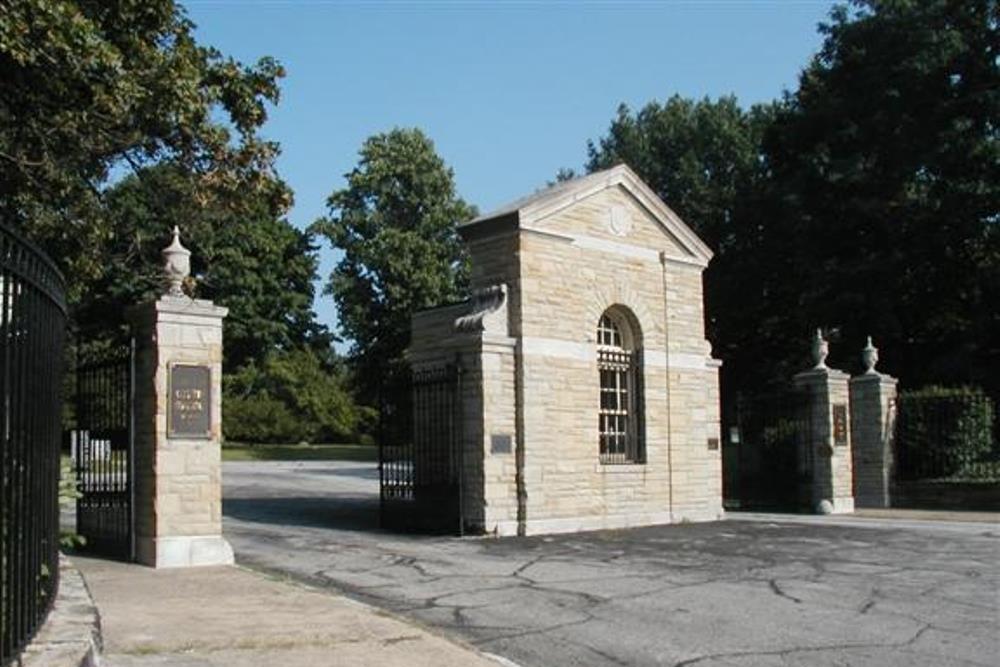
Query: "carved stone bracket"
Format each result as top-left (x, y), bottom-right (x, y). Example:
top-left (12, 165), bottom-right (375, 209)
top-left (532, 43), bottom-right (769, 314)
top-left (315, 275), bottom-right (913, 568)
top-left (454, 284), bottom-right (508, 333)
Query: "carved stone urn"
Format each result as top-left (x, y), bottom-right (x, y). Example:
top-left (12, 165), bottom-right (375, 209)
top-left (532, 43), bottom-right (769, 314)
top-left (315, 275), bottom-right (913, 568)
top-left (811, 328), bottom-right (829, 370)
top-left (162, 226), bottom-right (191, 297)
top-left (862, 336), bottom-right (879, 374)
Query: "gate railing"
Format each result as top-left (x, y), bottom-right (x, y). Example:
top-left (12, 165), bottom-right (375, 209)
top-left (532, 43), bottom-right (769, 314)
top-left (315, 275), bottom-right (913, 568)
top-left (379, 363), bottom-right (464, 534)
top-left (722, 388), bottom-right (812, 511)
top-left (70, 338), bottom-right (135, 561)
top-left (894, 389), bottom-right (998, 482)
top-left (0, 223), bottom-right (67, 666)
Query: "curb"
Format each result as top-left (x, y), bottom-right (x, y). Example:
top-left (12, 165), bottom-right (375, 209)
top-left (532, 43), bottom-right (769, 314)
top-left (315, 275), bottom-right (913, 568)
top-left (17, 555), bottom-right (102, 667)
top-left (725, 511), bottom-right (1000, 533)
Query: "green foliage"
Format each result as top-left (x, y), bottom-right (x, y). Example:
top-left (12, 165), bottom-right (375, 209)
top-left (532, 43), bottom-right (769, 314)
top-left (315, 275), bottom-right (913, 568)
top-left (1, 3), bottom-right (358, 444)
top-left (93, 164), bottom-right (328, 370)
top-left (760, 0), bottom-right (999, 389)
top-left (223, 348), bottom-right (366, 444)
top-left (223, 393), bottom-right (305, 444)
top-left (0, 0), bottom-right (287, 288)
top-left (312, 128), bottom-right (476, 401)
top-left (583, 1), bottom-right (999, 396)
top-left (896, 386), bottom-right (996, 480)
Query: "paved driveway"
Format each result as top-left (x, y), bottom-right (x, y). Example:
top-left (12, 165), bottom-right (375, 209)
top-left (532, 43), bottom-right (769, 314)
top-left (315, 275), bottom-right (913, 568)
top-left (222, 461), bottom-right (999, 667)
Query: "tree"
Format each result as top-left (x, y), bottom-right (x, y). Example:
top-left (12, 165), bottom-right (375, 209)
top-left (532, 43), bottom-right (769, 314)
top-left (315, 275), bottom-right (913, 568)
top-left (0, 0), bottom-right (286, 285)
top-left (223, 348), bottom-right (365, 444)
top-left (762, 0), bottom-right (999, 391)
top-left (583, 1), bottom-right (999, 396)
top-left (312, 128), bottom-right (476, 400)
top-left (92, 163), bottom-right (329, 371)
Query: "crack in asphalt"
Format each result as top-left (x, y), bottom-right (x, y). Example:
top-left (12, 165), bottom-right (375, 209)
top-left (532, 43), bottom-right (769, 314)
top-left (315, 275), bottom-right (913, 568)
top-left (223, 464), bottom-right (1000, 667)
top-left (672, 623), bottom-right (937, 667)
top-left (767, 578), bottom-right (803, 604)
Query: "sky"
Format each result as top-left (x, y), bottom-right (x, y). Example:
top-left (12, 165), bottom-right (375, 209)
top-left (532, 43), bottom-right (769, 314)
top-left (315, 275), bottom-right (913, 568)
top-left (184, 0), bottom-right (837, 344)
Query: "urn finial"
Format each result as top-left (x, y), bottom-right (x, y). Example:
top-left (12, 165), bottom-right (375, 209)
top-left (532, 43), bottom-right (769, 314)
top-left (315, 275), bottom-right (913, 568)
top-left (862, 335), bottom-right (879, 375)
top-left (162, 226), bottom-right (191, 297)
top-left (811, 328), bottom-right (829, 370)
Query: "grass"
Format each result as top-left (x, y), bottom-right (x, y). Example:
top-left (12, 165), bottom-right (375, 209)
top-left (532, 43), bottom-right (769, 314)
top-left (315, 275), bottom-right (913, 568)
top-left (221, 442), bottom-right (377, 462)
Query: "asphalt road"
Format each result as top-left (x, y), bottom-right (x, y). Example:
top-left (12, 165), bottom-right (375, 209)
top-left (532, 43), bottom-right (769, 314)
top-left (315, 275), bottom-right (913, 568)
top-left (222, 461), bottom-right (999, 667)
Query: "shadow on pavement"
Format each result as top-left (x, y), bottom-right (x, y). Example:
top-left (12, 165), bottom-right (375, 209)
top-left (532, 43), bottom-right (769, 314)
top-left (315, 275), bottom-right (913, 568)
top-left (224, 495), bottom-right (381, 532)
top-left (293, 466), bottom-right (380, 480)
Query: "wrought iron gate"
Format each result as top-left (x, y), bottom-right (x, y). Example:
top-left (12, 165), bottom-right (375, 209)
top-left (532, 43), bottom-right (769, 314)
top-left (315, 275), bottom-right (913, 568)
top-left (379, 364), bottom-right (464, 534)
top-left (722, 389), bottom-right (813, 511)
top-left (71, 340), bottom-right (135, 560)
top-left (1, 222), bottom-right (67, 666)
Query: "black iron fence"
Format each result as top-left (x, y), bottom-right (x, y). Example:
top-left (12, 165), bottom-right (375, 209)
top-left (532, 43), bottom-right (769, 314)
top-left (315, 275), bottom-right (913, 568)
top-left (379, 364), bottom-right (464, 534)
top-left (0, 224), bottom-right (67, 666)
top-left (894, 388), bottom-right (998, 481)
top-left (722, 389), bottom-right (813, 512)
top-left (891, 387), bottom-right (999, 510)
top-left (70, 339), bottom-right (135, 560)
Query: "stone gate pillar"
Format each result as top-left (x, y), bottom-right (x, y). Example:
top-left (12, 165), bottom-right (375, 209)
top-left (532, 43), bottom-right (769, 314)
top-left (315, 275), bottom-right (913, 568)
top-left (793, 330), bottom-right (855, 514)
top-left (849, 337), bottom-right (898, 508)
top-left (127, 228), bottom-right (233, 568)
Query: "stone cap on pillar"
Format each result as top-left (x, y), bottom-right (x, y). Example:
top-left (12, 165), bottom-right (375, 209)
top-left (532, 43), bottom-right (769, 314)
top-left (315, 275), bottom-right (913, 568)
top-left (126, 227), bottom-right (228, 329)
top-left (851, 336), bottom-right (897, 385)
top-left (126, 296), bottom-right (228, 331)
top-left (794, 329), bottom-right (848, 384)
top-left (795, 366), bottom-right (850, 384)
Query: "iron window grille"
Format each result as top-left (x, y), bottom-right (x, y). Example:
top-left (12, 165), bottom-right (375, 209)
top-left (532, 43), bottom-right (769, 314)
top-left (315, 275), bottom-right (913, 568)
top-left (597, 314), bottom-right (645, 464)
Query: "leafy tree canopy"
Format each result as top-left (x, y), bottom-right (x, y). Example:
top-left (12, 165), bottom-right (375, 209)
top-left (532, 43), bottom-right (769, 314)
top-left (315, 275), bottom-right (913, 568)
top-left (223, 347), bottom-right (366, 444)
top-left (312, 128), bottom-right (476, 399)
top-left (763, 0), bottom-right (999, 389)
top-left (583, 0), bottom-right (998, 395)
top-left (0, 0), bottom-right (287, 283)
top-left (93, 163), bottom-right (329, 370)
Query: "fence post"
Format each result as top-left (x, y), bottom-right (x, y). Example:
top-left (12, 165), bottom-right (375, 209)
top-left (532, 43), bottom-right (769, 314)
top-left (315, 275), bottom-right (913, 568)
top-left (849, 337), bottom-right (897, 508)
top-left (126, 228), bottom-right (232, 568)
top-left (793, 330), bottom-right (855, 514)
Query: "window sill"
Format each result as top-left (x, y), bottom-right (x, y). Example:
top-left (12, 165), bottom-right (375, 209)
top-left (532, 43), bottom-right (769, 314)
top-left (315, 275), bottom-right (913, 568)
top-left (595, 461), bottom-right (647, 473)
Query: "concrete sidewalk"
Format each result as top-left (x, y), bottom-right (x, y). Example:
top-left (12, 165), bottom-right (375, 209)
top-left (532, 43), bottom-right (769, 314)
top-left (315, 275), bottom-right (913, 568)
top-left (73, 556), bottom-right (504, 667)
top-left (726, 507), bottom-right (999, 533)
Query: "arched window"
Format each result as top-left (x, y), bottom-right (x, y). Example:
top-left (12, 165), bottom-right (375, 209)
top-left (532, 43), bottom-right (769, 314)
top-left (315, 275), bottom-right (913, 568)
top-left (597, 308), bottom-right (645, 464)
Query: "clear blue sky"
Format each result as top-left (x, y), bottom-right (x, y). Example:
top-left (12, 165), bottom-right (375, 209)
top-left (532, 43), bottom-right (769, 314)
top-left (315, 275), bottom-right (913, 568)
top-left (184, 0), bottom-right (836, 344)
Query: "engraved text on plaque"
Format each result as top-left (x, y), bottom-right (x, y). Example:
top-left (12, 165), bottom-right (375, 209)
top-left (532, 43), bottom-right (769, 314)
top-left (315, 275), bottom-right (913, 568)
top-left (169, 364), bottom-right (211, 438)
top-left (833, 404), bottom-right (848, 447)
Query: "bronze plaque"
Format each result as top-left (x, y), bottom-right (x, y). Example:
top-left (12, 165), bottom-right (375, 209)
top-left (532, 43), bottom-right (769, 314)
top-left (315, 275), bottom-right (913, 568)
top-left (833, 404), bottom-right (848, 447)
top-left (168, 364), bottom-right (211, 438)
top-left (491, 434), bottom-right (512, 454)
top-left (707, 437), bottom-right (720, 451)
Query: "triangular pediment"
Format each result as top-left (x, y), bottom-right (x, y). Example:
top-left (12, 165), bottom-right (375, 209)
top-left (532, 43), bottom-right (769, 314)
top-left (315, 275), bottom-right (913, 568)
top-left (460, 164), bottom-right (713, 266)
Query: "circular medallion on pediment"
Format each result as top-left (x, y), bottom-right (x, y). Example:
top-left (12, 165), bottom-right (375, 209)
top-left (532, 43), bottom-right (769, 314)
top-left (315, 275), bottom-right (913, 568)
top-left (608, 205), bottom-right (633, 237)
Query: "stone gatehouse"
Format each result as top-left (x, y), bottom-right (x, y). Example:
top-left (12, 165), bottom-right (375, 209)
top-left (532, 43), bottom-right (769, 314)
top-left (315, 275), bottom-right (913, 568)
top-left (408, 164), bottom-right (722, 536)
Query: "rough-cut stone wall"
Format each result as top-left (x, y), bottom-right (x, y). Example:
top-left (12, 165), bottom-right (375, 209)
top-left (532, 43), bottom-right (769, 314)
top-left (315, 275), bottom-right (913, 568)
top-left (411, 181), bottom-right (722, 535)
top-left (467, 231), bottom-right (522, 336)
top-left (794, 367), bottom-right (855, 514)
top-left (480, 340), bottom-right (519, 531)
top-left (129, 297), bottom-right (232, 567)
top-left (509, 187), bottom-right (721, 533)
top-left (850, 373), bottom-right (897, 508)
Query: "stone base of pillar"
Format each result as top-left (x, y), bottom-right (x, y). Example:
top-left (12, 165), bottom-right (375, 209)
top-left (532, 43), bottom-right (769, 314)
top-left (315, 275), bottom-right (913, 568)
top-left (136, 535), bottom-right (234, 569)
top-left (815, 496), bottom-right (855, 515)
